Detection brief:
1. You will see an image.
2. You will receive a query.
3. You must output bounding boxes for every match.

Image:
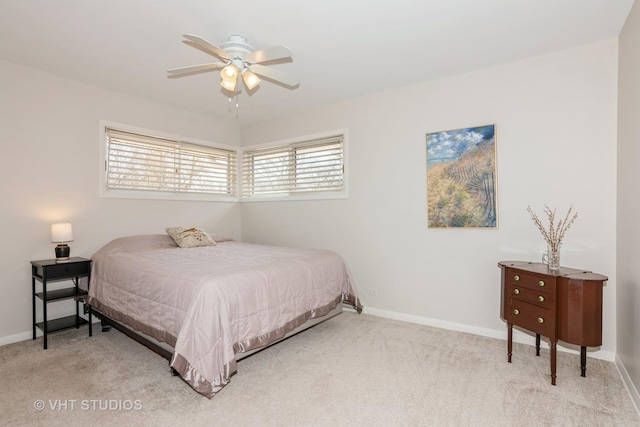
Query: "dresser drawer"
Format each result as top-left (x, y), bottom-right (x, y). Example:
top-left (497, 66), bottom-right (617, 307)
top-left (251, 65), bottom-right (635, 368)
top-left (508, 283), bottom-right (554, 309)
top-left (505, 268), bottom-right (555, 294)
top-left (506, 300), bottom-right (555, 337)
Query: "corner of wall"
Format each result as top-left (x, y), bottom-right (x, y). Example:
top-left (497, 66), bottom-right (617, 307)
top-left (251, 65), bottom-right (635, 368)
top-left (616, 354), bottom-right (640, 418)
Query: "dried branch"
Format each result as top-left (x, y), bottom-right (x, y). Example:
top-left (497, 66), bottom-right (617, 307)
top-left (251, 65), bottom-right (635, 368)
top-left (527, 205), bottom-right (578, 251)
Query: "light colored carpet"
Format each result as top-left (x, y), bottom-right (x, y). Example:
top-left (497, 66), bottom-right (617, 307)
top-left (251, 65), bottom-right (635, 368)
top-left (1, 312), bottom-right (638, 427)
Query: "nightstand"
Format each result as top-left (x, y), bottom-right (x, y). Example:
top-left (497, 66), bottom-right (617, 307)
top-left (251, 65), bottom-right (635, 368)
top-left (31, 257), bottom-right (93, 349)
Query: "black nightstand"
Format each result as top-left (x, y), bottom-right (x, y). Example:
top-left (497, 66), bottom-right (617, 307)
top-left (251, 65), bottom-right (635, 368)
top-left (31, 257), bottom-right (93, 349)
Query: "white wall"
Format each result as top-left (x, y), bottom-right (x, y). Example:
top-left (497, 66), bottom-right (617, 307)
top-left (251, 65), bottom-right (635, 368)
top-left (617, 0), bottom-right (640, 409)
top-left (241, 40), bottom-right (619, 358)
top-left (0, 60), bottom-right (241, 343)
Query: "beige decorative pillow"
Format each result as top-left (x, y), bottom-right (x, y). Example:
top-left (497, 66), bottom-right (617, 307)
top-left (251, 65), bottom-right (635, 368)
top-left (166, 227), bottom-right (216, 248)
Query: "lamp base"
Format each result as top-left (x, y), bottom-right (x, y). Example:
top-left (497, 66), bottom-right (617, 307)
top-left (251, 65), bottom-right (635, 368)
top-left (55, 244), bottom-right (70, 261)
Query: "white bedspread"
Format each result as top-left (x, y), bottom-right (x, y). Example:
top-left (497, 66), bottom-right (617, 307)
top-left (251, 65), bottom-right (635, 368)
top-left (87, 234), bottom-right (362, 397)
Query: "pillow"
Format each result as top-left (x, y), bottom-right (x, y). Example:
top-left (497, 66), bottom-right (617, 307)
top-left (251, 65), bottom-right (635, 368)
top-left (165, 227), bottom-right (216, 248)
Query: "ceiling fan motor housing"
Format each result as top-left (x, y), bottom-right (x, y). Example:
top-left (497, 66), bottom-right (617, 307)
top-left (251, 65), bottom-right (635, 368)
top-left (221, 35), bottom-right (253, 59)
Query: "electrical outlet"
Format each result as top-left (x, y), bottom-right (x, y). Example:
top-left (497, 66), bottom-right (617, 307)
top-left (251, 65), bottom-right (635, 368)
top-left (367, 288), bottom-right (378, 296)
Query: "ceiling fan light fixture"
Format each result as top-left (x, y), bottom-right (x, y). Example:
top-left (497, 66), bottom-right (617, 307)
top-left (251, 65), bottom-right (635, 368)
top-left (221, 63), bottom-right (239, 91)
top-left (242, 69), bottom-right (260, 90)
top-left (220, 78), bottom-right (237, 91)
top-left (222, 64), bottom-right (238, 79)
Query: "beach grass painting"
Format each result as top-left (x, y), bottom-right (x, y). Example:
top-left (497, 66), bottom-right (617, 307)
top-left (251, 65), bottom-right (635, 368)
top-left (426, 124), bottom-right (497, 228)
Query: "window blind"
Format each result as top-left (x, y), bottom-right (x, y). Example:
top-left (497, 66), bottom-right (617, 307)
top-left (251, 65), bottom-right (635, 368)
top-left (105, 128), bottom-right (237, 196)
top-left (241, 134), bottom-right (344, 198)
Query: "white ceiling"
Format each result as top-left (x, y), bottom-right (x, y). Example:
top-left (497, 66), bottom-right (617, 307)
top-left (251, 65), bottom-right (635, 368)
top-left (0, 0), bottom-right (634, 125)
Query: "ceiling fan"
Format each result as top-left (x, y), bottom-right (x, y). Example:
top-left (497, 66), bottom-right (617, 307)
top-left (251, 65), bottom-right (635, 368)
top-left (168, 34), bottom-right (299, 93)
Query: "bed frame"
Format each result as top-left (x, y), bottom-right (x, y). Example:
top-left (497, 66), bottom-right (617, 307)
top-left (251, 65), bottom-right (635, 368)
top-left (92, 303), bottom-right (344, 369)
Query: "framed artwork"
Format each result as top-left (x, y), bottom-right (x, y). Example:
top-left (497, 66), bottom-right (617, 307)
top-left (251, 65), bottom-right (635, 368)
top-left (426, 124), bottom-right (497, 228)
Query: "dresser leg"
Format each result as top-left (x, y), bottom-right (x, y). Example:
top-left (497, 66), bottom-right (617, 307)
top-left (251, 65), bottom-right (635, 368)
top-left (536, 334), bottom-right (540, 356)
top-left (580, 346), bottom-right (587, 377)
top-left (550, 341), bottom-right (557, 385)
top-left (507, 323), bottom-right (513, 363)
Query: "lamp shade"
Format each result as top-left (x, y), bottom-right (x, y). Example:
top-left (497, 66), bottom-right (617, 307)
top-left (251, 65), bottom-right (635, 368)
top-left (222, 64), bottom-right (238, 79)
top-left (220, 64), bottom-right (239, 91)
top-left (242, 69), bottom-right (260, 90)
top-left (51, 223), bottom-right (73, 243)
top-left (220, 78), bottom-right (237, 91)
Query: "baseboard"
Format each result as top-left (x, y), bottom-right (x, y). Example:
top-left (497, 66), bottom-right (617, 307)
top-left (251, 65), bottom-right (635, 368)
top-left (0, 317), bottom-right (102, 347)
top-left (615, 354), bottom-right (640, 418)
top-left (362, 306), bottom-right (616, 362)
top-left (0, 330), bottom-right (34, 347)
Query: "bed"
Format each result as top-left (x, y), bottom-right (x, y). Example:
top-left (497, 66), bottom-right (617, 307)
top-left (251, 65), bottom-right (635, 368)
top-left (86, 232), bottom-right (362, 398)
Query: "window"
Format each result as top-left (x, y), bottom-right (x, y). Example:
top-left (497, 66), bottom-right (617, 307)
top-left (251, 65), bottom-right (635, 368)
top-left (241, 133), bottom-right (346, 200)
top-left (102, 126), bottom-right (237, 201)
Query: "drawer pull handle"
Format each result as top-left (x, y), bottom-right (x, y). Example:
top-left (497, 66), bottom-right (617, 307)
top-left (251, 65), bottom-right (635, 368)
top-left (538, 280), bottom-right (545, 287)
top-left (538, 317), bottom-right (544, 323)
top-left (538, 295), bottom-right (545, 302)
top-left (513, 289), bottom-right (520, 295)
top-left (513, 309), bottom-right (520, 315)
top-left (514, 275), bottom-right (520, 282)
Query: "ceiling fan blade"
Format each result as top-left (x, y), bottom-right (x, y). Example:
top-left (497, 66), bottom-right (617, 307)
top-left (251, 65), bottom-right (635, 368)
top-left (245, 45), bottom-right (292, 64)
top-left (167, 63), bottom-right (226, 76)
top-left (182, 34), bottom-right (231, 60)
top-left (249, 63), bottom-right (299, 87)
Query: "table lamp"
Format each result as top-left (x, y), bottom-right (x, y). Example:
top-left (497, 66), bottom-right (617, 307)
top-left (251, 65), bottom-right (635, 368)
top-left (51, 223), bottom-right (73, 261)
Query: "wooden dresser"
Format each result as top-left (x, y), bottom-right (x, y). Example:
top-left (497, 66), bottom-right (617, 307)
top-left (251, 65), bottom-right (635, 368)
top-left (498, 261), bottom-right (607, 385)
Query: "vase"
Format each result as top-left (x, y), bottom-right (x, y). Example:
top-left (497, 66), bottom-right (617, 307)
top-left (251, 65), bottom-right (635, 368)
top-left (543, 244), bottom-right (560, 270)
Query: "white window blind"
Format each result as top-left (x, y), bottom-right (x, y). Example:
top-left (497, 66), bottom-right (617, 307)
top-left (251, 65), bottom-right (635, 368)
top-left (105, 128), bottom-right (237, 197)
top-left (242, 134), bottom-right (344, 198)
